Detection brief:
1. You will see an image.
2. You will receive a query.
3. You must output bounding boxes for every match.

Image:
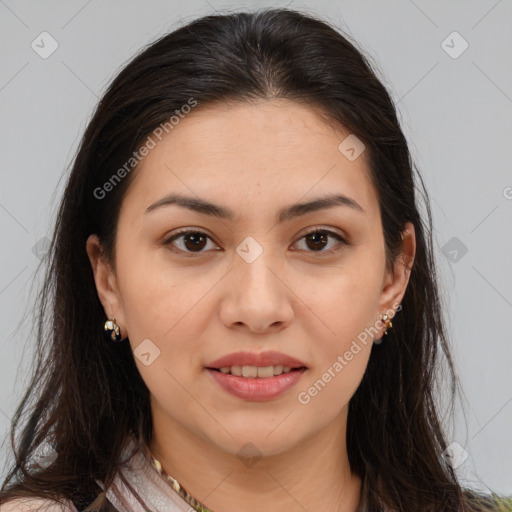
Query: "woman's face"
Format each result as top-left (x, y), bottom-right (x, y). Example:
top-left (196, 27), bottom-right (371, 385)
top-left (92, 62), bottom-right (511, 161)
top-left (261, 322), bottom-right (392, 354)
top-left (87, 99), bottom-right (414, 458)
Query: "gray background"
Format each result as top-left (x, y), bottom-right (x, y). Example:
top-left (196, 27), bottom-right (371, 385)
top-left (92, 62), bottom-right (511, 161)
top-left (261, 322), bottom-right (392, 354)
top-left (1, 0), bottom-right (511, 495)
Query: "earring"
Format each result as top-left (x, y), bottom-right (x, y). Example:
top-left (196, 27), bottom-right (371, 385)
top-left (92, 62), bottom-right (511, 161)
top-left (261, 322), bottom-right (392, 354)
top-left (374, 313), bottom-right (394, 345)
top-left (381, 313), bottom-right (393, 335)
top-left (104, 317), bottom-right (122, 342)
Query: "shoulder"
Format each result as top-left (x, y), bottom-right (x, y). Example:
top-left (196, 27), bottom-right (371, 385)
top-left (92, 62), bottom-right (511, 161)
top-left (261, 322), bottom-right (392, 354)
top-left (0, 498), bottom-right (78, 512)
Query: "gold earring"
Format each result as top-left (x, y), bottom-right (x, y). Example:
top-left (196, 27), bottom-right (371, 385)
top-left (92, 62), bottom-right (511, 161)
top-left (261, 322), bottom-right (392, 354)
top-left (104, 317), bottom-right (122, 342)
top-left (374, 313), bottom-right (395, 345)
top-left (381, 314), bottom-right (393, 335)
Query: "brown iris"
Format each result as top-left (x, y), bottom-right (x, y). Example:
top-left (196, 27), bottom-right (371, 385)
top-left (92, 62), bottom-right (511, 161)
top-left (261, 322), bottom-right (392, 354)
top-left (304, 231), bottom-right (329, 251)
top-left (182, 232), bottom-right (208, 252)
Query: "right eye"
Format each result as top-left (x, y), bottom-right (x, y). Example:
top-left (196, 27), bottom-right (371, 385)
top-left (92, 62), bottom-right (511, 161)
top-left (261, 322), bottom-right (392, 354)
top-left (163, 229), bottom-right (219, 255)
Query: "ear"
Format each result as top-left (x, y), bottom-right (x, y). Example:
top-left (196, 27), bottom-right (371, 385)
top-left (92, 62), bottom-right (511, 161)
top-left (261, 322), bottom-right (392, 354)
top-left (377, 221), bottom-right (416, 332)
top-left (86, 234), bottom-right (128, 340)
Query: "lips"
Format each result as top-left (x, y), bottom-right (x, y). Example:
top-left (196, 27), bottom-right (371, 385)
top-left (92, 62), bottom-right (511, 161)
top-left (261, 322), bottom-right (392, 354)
top-left (206, 367), bottom-right (307, 401)
top-left (205, 350), bottom-right (307, 370)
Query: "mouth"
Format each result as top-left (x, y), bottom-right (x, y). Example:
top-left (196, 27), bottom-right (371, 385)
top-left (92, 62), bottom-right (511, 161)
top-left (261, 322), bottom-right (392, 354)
top-left (205, 364), bottom-right (308, 378)
top-left (205, 365), bottom-right (308, 402)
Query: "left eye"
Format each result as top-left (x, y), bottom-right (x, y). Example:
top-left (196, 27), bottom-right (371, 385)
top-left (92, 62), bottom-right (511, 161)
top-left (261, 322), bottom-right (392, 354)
top-left (163, 228), bottom-right (348, 255)
top-left (294, 229), bottom-right (348, 254)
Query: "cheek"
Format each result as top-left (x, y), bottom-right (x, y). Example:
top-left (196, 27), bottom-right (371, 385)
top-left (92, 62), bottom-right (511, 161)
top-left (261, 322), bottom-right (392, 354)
top-left (294, 252), bottom-right (382, 401)
top-left (298, 253), bottom-right (383, 339)
top-left (114, 237), bottom-right (189, 337)
top-left (297, 321), bottom-right (374, 416)
top-left (115, 246), bottom-right (213, 381)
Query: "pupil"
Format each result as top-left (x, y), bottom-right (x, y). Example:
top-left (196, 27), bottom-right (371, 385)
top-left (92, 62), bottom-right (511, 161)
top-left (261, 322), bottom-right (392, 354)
top-left (184, 233), bottom-right (207, 251)
top-left (307, 232), bottom-right (327, 251)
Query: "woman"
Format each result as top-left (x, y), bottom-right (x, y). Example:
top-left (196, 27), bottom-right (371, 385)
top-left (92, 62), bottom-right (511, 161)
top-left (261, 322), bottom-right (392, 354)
top-left (0, 7), bottom-right (509, 512)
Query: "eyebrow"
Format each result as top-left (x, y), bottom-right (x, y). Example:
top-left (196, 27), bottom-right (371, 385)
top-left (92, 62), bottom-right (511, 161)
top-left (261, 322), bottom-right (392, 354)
top-left (145, 193), bottom-right (365, 223)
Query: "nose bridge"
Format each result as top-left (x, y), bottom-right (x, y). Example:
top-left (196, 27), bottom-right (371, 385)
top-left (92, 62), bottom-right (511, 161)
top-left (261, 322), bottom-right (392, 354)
top-left (228, 247), bottom-right (289, 332)
top-left (227, 232), bottom-right (292, 318)
top-left (218, 230), bottom-right (296, 332)
top-left (234, 234), bottom-right (279, 292)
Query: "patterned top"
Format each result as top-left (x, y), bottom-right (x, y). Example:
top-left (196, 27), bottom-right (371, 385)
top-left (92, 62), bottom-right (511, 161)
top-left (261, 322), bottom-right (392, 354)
top-left (95, 434), bottom-right (200, 512)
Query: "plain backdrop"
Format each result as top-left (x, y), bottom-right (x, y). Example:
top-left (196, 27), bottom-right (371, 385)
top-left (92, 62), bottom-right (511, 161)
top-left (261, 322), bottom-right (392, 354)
top-left (0, 0), bottom-right (511, 496)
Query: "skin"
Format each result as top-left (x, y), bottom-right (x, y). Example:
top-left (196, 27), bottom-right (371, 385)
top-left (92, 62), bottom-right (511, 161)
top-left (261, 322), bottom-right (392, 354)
top-left (87, 99), bottom-right (416, 512)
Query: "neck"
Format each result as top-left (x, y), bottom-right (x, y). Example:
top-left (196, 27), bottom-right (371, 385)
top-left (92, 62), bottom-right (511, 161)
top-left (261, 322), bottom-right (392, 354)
top-left (149, 404), bottom-right (362, 512)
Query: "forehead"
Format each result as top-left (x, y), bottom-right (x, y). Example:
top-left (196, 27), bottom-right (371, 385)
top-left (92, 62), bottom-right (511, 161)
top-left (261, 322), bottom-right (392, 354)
top-left (121, 99), bottom-right (379, 223)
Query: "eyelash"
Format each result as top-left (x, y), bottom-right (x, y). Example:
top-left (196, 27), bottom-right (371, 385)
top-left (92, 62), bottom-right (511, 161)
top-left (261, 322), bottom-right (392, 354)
top-left (162, 226), bottom-right (349, 257)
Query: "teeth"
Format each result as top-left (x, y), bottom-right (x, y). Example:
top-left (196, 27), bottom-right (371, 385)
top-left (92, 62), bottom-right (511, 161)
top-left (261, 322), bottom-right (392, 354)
top-left (231, 366), bottom-right (242, 376)
top-left (217, 364), bottom-right (298, 378)
top-left (242, 366), bottom-right (258, 378)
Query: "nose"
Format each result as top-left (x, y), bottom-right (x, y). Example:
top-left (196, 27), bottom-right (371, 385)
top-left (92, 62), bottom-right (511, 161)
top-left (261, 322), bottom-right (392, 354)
top-left (219, 247), bottom-right (294, 334)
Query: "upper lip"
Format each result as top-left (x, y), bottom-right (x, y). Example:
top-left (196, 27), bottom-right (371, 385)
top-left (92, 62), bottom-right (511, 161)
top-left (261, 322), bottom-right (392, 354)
top-left (206, 351), bottom-right (307, 369)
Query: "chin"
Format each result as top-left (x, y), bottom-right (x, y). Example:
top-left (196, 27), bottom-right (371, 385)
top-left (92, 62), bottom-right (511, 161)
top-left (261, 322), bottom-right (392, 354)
top-left (209, 427), bottom-right (301, 460)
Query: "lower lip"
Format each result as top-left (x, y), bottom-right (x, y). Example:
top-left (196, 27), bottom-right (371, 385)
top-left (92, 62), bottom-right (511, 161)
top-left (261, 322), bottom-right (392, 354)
top-left (206, 368), bottom-right (307, 402)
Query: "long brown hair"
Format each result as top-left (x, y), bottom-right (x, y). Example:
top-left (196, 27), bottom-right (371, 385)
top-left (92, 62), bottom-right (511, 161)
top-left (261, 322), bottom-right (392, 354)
top-left (1, 7), bottom-right (509, 511)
